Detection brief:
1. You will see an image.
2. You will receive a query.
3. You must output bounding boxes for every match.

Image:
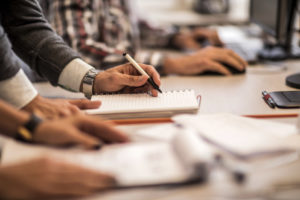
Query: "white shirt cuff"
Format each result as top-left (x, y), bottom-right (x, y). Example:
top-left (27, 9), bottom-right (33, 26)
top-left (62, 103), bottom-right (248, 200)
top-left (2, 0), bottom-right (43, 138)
top-left (0, 70), bottom-right (38, 109)
top-left (58, 58), bottom-right (94, 92)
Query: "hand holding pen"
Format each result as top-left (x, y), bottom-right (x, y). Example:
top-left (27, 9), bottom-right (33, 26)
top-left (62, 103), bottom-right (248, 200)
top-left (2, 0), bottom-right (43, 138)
top-left (93, 54), bottom-right (161, 96)
top-left (123, 53), bottom-right (162, 95)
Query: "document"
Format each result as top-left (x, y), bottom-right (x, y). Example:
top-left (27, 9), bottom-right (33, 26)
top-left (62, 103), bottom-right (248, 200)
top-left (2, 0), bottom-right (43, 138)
top-left (2, 113), bottom-right (300, 187)
top-left (1, 129), bottom-right (212, 187)
top-left (134, 113), bottom-right (300, 159)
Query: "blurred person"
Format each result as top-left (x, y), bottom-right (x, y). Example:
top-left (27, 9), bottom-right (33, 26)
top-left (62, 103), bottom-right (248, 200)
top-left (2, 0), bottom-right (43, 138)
top-left (0, 99), bottom-right (129, 199)
top-left (0, 0), bottom-right (161, 119)
top-left (40, 0), bottom-right (247, 76)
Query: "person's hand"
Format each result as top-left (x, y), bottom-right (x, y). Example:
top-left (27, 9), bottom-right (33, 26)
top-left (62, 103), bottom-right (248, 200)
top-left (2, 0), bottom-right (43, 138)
top-left (163, 46), bottom-right (247, 75)
top-left (0, 158), bottom-right (116, 199)
top-left (22, 95), bottom-right (101, 119)
top-left (173, 28), bottom-right (224, 50)
top-left (94, 63), bottom-right (161, 97)
top-left (33, 114), bottom-right (129, 148)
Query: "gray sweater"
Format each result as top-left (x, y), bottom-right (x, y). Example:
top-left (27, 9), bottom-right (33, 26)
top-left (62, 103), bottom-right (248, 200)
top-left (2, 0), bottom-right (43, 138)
top-left (0, 0), bottom-right (80, 85)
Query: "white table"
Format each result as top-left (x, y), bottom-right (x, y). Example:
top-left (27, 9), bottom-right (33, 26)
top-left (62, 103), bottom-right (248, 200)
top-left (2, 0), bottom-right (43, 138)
top-left (4, 60), bottom-right (300, 200)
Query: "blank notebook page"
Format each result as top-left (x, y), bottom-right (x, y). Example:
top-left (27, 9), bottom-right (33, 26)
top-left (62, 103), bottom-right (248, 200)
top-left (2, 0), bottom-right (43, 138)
top-left (86, 90), bottom-right (199, 114)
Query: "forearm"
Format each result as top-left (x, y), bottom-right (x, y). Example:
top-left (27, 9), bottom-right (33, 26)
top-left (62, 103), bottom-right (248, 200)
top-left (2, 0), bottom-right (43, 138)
top-left (1, 0), bottom-right (80, 86)
top-left (0, 100), bottom-right (30, 138)
top-left (139, 20), bottom-right (178, 49)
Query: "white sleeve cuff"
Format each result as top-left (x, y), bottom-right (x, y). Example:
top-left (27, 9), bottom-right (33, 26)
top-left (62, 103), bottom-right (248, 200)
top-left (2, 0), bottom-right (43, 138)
top-left (0, 70), bottom-right (38, 109)
top-left (58, 58), bottom-right (94, 92)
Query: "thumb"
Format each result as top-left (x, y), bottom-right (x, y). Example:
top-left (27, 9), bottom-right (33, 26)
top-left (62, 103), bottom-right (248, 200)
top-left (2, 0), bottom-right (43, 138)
top-left (118, 74), bottom-right (148, 87)
top-left (69, 99), bottom-right (101, 109)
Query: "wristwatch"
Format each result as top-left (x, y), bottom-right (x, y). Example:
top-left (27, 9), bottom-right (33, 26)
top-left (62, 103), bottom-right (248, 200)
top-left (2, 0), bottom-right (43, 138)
top-left (82, 68), bottom-right (100, 99)
top-left (16, 114), bottom-right (43, 143)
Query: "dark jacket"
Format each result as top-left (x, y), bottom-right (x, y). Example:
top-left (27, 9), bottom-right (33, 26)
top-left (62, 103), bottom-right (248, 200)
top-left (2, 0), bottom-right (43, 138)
top-left (0, 0), bottom-right (80, 85)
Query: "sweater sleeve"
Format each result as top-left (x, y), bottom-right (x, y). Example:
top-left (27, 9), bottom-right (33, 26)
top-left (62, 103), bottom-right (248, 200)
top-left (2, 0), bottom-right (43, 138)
top-left (0, 0), bottom-right (81, 86)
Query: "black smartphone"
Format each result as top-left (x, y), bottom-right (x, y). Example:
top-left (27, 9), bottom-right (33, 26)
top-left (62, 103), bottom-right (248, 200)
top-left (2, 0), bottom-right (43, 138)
top-left (270, 91), bottom-right (300, 108)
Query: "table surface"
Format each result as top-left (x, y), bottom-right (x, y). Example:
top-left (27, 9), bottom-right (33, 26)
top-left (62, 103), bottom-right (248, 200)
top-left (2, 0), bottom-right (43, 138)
top-left (21, 60), bottom-right (300, 200)
top-left (35, 60), bottom-right (300, 117)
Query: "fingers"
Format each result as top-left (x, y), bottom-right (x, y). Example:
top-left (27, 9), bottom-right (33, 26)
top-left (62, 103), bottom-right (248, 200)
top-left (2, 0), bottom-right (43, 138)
top-left (221, 48), bottom-right (247, 69)
top-left (69, 99), bottom-right (101, 110)
top-left (139, 64), bottom-right (161, 97)
top-left (131, 85), bottom-right (158, 97)
top-left (34, 159), bottom-right (116, 197)
top-left (55, 161), bottom-right (116, 190)
top-left (206, 47), bottom-right (247, 72)
top-left (57, 105), bottom-right (80, 118)
top-left (132, 84), bottom-right (151, 94)
top-left (59, 127), bottom-right (101, 149)
top-left (118, 74), bottom-right (148, 87)
top-left (227, 49), bottom-right (248, 67)
top-left (151, 89), bottom-right (158, 97)
top-left (204, 60), bottom-right (232, 75)
top-left (216, 52), bottom-right (245, 71)
top-left (141, 64), bottom-right (161, 86)
top-left (76, 116), bottom-right (129, 143)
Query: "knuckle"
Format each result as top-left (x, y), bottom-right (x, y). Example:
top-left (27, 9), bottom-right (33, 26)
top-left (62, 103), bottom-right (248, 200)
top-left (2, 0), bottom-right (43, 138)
top-left (200, 58), bottom-right (209, 66)
top-left (38, 157), bottom-right (53, 167)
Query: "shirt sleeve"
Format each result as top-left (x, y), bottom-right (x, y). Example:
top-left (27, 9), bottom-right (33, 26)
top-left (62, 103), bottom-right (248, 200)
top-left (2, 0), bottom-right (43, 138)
top-left (58, 58), bottom-right (94, 92)
top-left (0, 69), bottom-right (38, 109)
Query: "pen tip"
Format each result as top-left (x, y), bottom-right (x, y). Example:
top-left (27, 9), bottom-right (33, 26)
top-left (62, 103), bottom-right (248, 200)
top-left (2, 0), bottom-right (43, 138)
top-left (122, 52), bottom-right (127, 56)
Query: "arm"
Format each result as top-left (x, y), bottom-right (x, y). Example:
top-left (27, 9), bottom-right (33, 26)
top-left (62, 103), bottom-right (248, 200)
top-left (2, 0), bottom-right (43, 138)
top-left (0, 99), bottom-right (128, 146)
top-left (0, 23), bottom-right (38, 108)
top-left (1, 0), bottom-right (80, 86)
top-left (0, 100), bottom-right (30, 138)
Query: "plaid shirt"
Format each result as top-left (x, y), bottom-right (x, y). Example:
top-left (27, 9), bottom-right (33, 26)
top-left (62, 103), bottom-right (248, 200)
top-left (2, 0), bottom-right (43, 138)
top-left (40, 0), bottom-right (177, 71)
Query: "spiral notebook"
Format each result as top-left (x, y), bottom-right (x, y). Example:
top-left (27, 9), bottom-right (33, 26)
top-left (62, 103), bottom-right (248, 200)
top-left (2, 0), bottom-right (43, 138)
top-left (86, 90), bottom-right (200, 119)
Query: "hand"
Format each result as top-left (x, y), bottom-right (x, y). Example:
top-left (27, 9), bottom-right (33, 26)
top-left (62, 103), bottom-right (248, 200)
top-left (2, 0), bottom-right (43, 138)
top-left (163, 46), bottom-right (247, 75)
top-left (22, 95), bottom-right (101, 119)
top-left (0, 158), bottom-right (116, 199)
top-left (33, 114), bottom-right (129, 148)
top-left (94, 63), bottom-right (161, 97)
top-left (173, 28), bottom-right (224, 50)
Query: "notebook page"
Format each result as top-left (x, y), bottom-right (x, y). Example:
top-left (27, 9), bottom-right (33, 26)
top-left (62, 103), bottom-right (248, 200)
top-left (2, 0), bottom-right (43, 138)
top-left (86, 90), bottom-right (198, 114)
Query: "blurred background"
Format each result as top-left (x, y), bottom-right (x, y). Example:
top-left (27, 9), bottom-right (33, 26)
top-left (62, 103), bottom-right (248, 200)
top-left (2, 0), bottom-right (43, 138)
top-left (134, 0), bottom-right (250, 26)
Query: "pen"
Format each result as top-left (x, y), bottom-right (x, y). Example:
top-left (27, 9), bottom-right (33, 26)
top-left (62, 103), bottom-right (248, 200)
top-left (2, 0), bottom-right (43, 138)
top-left (123, 52), bottom-right (162, 93)
top-left (262, 90), bottom-right (276, 109)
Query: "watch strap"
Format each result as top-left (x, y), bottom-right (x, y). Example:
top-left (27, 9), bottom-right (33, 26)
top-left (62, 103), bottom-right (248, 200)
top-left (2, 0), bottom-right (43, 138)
top-left (82, 68), bottom-right (100, 99)
top-left (16, 114), bottom-right (43, 143)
